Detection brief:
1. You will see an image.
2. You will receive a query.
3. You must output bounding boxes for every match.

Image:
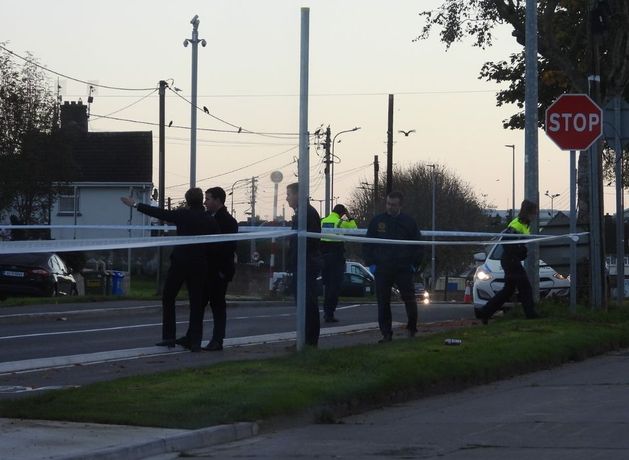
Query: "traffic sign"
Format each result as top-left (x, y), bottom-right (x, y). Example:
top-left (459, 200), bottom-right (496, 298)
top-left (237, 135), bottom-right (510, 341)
top-left (545, 94), bottom-right (603, 151)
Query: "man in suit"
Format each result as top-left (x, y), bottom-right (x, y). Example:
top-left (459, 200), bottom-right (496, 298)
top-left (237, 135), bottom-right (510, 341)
top-left (201, 187), bottom-right (239, 351)
top-left (121, 188), bottom-right (219, 352)
top-left (286, 182), bottom-right (322, 347)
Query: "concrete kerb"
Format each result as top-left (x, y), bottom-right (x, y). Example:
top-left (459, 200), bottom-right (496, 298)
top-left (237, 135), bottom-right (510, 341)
top-left (57, 422), bottom-right (259, 460)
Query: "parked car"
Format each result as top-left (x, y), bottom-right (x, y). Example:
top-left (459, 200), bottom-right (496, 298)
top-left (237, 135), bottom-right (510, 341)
top-left (0, 252), bottom-right (77, 300)
top-left (472, 242), bottom-right (569, 318)
top-left (414, 282), bottom-right (430, 304)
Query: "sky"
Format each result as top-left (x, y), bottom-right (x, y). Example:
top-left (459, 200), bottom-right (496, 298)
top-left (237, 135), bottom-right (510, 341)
top-left (3, 0), bottom-right (611, 222)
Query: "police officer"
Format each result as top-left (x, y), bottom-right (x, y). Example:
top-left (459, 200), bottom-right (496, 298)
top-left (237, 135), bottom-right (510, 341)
top-left (364, 191), bottom-right (422, 343)
top-left (479, 199), bottom-right (540, 323)
top-left (320, 204), bottom-right (357, 322)
top-left (121, 188), bottom-right (220, 352)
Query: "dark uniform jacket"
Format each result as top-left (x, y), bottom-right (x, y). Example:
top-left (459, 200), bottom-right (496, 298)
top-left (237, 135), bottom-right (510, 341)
top-left (210, 206), bottom-right (239, 281)
top-left (363, 211), bottom-right (422, 269)
top-left (289, 203), bottom-right (321, 272)
top-left (136, 203), bottom-right (220, 264)
top-left (501, 217), bottom-right (530, 267)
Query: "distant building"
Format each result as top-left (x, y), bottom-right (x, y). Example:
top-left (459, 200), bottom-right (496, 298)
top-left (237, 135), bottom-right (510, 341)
top-left (51, 101), bottom-right (153, 240)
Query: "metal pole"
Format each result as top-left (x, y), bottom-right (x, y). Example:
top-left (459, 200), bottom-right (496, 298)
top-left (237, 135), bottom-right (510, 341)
top-left (570, 150), bottom-right (577, 312)
top-left (505, 144), bottom-right (515, 218)
top-left (185, 16), bottom-right (205, 188)
top-left (296, 7), bottom-right (310, 350)
top-left (386, 94), bottom-right (394, 195)
top-left (273, 182), bottom-right (279, 221)
top-left (330, 127), bottom-right (360, 211)
top-left (615, 97), bottom-right (625, 304)
top-left (157, 80), bottom-right (166, 295)
top-left (431, 165), bottom-right (436, 291)
top-left (524, 0), bottom-right (540, 301)
top-left (324, 127), bottom-right (331, 216)
top-left (250, 176), bottom-right (257, 261)
top-left (373, 154), bottom-right (379, 216)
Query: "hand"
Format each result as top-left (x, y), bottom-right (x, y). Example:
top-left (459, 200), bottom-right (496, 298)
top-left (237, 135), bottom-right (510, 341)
top-left (120, 196), bottom-right (136, 207)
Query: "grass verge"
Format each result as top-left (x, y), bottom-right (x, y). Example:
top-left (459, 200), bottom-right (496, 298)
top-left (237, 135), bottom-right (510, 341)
top-left (1, 304), bottom-right (629, 429)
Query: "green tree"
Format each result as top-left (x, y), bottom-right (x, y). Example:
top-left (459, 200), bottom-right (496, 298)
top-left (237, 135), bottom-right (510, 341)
top-left (350, 163), bottom-right (490, 283)
top-left (0, 44), bottom-right (75, 226)
top-left (417, 1), bottom-right (629, 220)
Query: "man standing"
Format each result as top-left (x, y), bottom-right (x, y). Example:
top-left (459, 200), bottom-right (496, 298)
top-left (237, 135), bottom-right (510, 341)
top-left (364, 191), bottom-right (422, 343)
top-left (320, 204), bottom-right (357, 323)
top-left (121, 188), bottom-right (219, 352)
top-left (201, 187), bottom-right (238, 351)
top-left (286, 182), bottom-right (321, 347)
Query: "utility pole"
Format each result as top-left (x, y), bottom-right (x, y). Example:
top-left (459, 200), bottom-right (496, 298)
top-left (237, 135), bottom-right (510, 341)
top-left (250, 176), bottom-right (257, 261)
top-left (156, 80), bottom-right (167, 294)
top-left (184, 15), bottom-right (206, 188)
top-left (386, 94), bottom-right (394, 195)
top-left (323, 126), bottom-right (331, 216)
top-left (373, 154), bottom-right (379, 216)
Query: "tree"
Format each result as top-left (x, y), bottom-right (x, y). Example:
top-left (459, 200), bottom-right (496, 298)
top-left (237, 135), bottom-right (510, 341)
top-left (417, 1), bottom-right (629, 220)
top-left (0, 44), bottom-right (75, 227)
top-left (350, 163), bottom-right (490, 283)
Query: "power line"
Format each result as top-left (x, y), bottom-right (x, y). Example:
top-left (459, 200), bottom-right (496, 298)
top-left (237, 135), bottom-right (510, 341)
top-left (0, 44), bottom-right (157, 92)
top-left (90, 89), bottom-right (158, 121)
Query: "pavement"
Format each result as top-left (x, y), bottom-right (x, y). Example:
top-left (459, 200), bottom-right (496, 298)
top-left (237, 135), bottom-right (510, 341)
top-left (1, 302), bottom-right (628, 460)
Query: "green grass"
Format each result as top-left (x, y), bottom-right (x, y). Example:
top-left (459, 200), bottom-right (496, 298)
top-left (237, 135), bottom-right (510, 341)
top-left (2, 303), bottom-right (629, 429)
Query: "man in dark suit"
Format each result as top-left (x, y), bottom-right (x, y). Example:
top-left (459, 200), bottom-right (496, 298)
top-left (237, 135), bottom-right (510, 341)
top-left (286, 182), bottom-right (322, 347)
top-left (121, 188), bottom-right (219, 352)
top-left (201, 187), bottom-right (239, 351)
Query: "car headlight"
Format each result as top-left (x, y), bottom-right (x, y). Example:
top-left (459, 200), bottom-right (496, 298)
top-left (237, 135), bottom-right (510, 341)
top-left (553, 272), bottom-right (567, 280)
top-left (475, 267), bottom-right (493, 282)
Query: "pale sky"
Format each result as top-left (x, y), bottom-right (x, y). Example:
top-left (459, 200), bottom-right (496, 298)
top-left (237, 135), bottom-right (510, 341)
top-left (4, 0), bottom-right (609, 222)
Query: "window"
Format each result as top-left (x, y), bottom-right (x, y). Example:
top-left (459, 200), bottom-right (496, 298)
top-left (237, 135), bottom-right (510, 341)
top-left (58, 187), bottom-right (79, 215)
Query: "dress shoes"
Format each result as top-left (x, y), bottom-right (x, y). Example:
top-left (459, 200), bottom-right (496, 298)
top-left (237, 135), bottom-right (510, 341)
top-left (203, 341), bottom-right (224, 351)
top-left (155, 339), bottom-right (176, 348)
top-left (175, 336), bottom-right (191, 348)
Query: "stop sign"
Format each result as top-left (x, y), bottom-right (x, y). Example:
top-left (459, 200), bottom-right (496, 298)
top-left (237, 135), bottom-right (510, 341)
top-left (545, 94), bottom-right (603, 150)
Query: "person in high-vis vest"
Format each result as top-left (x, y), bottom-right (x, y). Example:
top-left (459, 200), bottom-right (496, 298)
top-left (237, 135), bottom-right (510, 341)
top-left (479, 199), bottom-right (540, 324)
top-left (320, 204), bottom-right (357, 322)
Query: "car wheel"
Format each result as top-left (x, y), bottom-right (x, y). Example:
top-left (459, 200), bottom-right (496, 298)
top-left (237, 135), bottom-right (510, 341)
top-left (46, 284), bottom-right (58, 298)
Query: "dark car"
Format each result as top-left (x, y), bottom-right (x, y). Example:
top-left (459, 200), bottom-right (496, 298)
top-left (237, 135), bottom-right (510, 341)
top-left (0, 252), bottom-right (77, 300)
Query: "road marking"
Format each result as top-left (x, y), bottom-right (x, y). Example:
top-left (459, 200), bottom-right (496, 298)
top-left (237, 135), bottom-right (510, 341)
top-left (0, 321), bottom-right (389, 375)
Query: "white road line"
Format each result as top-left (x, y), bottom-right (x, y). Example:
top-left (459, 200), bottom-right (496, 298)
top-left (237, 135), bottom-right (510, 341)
top-left (0, 321), bottom-right (389, 376)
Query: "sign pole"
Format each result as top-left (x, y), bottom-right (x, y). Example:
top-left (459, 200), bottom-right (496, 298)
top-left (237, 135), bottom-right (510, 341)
top-left (614, 97), bottom-right (625, 304)
top-left (570, 150), bottom-right (577, 313)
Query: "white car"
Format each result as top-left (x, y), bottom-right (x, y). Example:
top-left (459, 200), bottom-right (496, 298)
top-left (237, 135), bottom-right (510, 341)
top-left (472, 243), bottom-right (569, 318)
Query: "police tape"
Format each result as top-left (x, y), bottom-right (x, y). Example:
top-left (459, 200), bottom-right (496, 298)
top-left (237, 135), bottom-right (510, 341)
top-left (304, 231), bottom-right (587, 246)
top-left (0, 230), bottom-right (295, 254)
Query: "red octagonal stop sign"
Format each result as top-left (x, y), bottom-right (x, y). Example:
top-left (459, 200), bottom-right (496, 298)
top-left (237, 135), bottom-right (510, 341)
top-left (545, 94), bottom-right (603, 151)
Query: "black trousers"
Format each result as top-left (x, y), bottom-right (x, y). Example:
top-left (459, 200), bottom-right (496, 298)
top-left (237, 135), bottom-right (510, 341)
top-left (375, 265), bottom-right (418, 337)
top-left (482, 260), bottom-right (537, 318)
top-left (321, 252), bottom-right (345, 318)
top-left (162, 259), bottom-right (207, 348)
top-left (203, 274), bottom-right (229, 344)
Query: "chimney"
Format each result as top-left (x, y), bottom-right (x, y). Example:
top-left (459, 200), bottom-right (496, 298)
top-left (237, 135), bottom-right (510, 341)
top-left (60, 100), bottom-right (88, 132)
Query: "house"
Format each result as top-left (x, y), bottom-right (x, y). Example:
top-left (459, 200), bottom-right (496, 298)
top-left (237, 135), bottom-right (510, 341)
top-left (51, 101), bottom-right (154, 240)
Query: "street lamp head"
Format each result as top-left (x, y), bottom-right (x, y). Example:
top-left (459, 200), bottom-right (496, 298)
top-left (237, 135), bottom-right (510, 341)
top-left (183, 39), bottom-right (190, 47)
top-left (190, 15), bottom-right (200, 26)
top-left (201, 39), bottom-right (207, 47)
top-left (505, 144), bottom-right (515, 148)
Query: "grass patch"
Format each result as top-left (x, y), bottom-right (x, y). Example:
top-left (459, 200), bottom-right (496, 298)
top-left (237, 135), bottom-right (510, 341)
top-left (2, 304), bottom-right (629, 429)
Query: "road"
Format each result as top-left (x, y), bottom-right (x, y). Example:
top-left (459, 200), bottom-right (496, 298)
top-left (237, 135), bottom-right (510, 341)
top-left (0, 299), bottom-right (474, 398)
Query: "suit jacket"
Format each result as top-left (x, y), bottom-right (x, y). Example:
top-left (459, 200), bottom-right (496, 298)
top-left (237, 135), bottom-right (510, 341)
top-left (136, 204), bottom-right (220, 265)
top-left (209, 206), bottom-right (239, 281)
top-left (288, 203), bottom-right (321, 273)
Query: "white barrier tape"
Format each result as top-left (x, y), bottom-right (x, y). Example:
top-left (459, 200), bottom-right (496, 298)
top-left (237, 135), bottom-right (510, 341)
top-left (304, 231), bottom-right (588, 246)
top-left (0, 230), bottom-right (295, 254)
top-left (0, 224), bottom-right (574, 240)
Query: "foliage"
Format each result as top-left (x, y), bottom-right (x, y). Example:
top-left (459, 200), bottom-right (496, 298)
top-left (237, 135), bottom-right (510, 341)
top-left (0, 44), bottom-right (75, 225)
top-left (350, 163), bottom-right (490, 279)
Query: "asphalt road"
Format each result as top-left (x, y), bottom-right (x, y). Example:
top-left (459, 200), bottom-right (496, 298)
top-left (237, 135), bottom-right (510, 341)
top-left (0, 299), bottom-right (474, 398)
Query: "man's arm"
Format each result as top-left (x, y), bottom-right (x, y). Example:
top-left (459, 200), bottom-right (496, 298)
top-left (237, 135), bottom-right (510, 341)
top-left (120, 196), bottom-right (179, 223)
top-left (363, 217), bottom-right (378, 266)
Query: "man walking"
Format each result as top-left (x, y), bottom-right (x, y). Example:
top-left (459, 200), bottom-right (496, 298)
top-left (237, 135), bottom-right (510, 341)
top-left (121, 188), bottom-right (219, 352)
top-left (364, 191), bottom-right (422, 343)
top-left (286, 182), bottom-right (322, 347)
top-left (320, 204), bottom-right (357, 322)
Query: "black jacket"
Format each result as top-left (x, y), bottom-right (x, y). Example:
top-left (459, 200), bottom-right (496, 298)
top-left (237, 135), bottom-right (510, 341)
top-left (288, 203), bottom-right (321, 272)
top-left (136, 204), bottom-right (220, 264)
top-left (209, 206), bottom-right (239, 281)
top-left (363, 211), bottom-right (422, 268)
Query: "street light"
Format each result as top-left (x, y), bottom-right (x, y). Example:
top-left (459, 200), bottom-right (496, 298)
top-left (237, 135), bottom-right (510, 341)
top-left (330, 127), bottom-right (361, 212)
top-left (505, 144), bottom-right (516, 219)
top-left (545, 190), bottom-right (560, 217)
top-left (229, 178), bottom-right (250, 216)
top-left (427, 164), bottom-right (436, 291)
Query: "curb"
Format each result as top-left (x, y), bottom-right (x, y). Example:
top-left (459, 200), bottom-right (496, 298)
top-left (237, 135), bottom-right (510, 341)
top-left (57, 422), bottom-right (259, 460)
